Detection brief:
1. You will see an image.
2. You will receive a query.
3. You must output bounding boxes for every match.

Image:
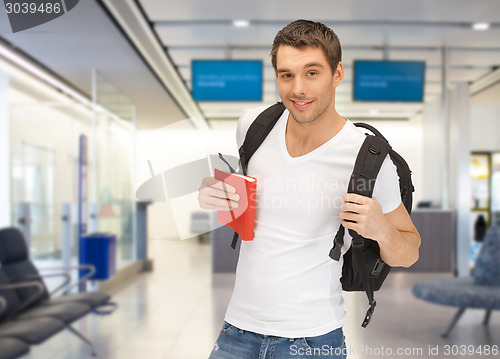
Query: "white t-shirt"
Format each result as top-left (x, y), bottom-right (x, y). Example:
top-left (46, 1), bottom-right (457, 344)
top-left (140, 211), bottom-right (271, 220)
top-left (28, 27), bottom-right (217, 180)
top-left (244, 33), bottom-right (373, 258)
top-left (224, 106), bottom-right (401, 338)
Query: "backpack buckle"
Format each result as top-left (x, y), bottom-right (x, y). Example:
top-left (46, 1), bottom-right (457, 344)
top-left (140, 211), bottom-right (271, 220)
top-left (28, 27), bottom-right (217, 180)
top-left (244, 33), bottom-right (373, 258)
top-left (352, 236), bottom-right (364, 249)
top-left (329, 244), bottom-right (342, 261)
top-left (371, 258), bottom-right (386, 277)
top-left (362, 300), bottom-right (377, 328)
top-left (329, 225), bottom-right (345, 261)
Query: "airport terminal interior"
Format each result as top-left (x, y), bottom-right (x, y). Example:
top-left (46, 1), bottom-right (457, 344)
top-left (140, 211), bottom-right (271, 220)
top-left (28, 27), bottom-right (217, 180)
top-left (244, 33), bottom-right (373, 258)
top-left (1, 0), bottom-right (500, 358)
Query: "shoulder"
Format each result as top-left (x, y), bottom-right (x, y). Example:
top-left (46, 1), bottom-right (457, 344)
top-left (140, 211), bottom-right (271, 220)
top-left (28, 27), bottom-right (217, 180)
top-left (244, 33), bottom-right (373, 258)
top-left (345, 120), bottom-right (377, 140)
top-left (348, 121), bottom-right (398, 179)
top-left (236, 104), bottom-right (284, 147)
top-left (339, 119), bottom-right (370, 150)
top-left (345, 121), bottom-right (401, 212)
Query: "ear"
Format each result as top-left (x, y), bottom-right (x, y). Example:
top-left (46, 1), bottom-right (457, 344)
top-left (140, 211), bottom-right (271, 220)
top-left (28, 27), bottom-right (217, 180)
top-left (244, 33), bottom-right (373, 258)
top-left (333, 61), bottom-right (344, 88)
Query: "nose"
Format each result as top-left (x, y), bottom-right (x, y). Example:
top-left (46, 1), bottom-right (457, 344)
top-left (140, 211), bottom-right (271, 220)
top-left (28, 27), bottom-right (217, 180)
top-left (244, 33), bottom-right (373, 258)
top-left (292, 77), bottom-right (306, 97)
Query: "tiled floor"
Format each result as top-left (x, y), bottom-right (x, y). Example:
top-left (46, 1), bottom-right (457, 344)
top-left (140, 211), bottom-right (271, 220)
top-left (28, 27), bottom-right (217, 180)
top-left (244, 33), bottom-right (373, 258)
top-left (19, 238), bottom-right (500, 359)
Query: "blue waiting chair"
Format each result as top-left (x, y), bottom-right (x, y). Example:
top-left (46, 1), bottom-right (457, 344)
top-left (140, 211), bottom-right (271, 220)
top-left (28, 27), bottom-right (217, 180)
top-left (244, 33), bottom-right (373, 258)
top-left (413, 226), bottom-right (500, 337)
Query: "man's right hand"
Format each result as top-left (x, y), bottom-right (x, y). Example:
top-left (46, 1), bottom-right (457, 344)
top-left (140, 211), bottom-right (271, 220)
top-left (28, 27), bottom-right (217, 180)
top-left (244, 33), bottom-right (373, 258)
top-left (198, 176), bottom-right (239, 211)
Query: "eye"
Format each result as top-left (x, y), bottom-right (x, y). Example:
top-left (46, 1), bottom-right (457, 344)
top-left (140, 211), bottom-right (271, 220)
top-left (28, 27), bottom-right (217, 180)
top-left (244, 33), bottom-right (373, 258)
top-left (307, 71), bottom-right (318, 77)
top-left (281, 73), bottom-right (292, 79)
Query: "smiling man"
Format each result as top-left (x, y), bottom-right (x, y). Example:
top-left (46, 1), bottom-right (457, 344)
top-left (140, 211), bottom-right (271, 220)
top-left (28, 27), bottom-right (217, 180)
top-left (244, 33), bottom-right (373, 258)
top-left (199, 19), bottom-right (420, 359)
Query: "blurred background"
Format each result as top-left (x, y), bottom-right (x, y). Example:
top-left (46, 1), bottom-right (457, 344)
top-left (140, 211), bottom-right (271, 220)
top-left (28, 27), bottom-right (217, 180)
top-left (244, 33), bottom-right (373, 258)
top-left (0, 0), bottom-right (499, 358)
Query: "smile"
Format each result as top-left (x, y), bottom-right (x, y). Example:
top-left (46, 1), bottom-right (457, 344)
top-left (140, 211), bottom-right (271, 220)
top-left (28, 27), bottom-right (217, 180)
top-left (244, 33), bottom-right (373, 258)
top-left (291, 100), bottom-right (312, 109)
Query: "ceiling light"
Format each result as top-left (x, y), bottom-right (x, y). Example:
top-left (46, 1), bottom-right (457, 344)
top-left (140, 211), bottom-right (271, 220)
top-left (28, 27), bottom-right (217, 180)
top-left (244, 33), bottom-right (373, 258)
top-left (0, 42), bottom-right (126, 125)
top-left (233, 20), bottom-right (250, 28)
top-left (472, 22), bottom-right (490, 31)
top-left (0, 42), bottom-right (92, 107)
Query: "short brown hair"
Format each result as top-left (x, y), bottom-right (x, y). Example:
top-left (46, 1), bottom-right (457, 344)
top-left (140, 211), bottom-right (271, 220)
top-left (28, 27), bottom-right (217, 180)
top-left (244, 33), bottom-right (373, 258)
top-left (270, 19), bottom-right (342, 74)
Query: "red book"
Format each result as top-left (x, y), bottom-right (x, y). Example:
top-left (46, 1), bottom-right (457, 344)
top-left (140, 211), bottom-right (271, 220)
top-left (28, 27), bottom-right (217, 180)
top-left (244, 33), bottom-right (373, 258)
top-left (214, 168), bottom-right (257, 241)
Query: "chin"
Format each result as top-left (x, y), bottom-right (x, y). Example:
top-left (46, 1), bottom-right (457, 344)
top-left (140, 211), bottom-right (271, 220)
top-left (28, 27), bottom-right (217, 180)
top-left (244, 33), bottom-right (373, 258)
top-left (289, 108), bottom-right (316, 123)
top-left (290, 113), bottom-right (318, 124)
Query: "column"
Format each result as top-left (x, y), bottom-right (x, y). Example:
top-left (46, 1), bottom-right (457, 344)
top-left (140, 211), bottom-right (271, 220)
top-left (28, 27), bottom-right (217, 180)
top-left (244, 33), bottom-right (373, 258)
top-left (0, 72), bottom-right (10, 227)
top-left (449, 83), bottom-right (471, 277)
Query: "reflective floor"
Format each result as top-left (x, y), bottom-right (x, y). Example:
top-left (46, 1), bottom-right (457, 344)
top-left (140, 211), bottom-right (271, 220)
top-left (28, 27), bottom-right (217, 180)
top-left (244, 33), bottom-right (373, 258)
top-left (19, 238), bottom-right (500, 359)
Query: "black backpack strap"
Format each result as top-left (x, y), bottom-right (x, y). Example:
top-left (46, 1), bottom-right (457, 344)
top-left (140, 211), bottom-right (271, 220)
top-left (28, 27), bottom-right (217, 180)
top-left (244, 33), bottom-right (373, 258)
top-left (239, 102), bottom-right (286, 175)
top-left (229, 103), bottom-right (286, 249)
top-left (329, 225), bottom-right (344, 261)
top-left (330, 135), bottom-right (392, 260)
top-left (330, 134), bottom-right (392, 327)
top-left (347, 135), bottom-right (391, 197)
top-left (389, 150), bottom-right (414, 214)
top-left (351, 235), bottom-right (376, 327)
top-left (231, 232), bottom-right (239, 249)
top-left (355, 122), bottom-right (414, 214)
top-left (354, 122), bottom-right (388, 142)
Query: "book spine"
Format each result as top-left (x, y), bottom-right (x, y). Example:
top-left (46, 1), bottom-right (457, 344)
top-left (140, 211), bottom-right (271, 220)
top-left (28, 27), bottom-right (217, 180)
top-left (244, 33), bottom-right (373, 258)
top-left (243, 181), bottom-right (257, 241)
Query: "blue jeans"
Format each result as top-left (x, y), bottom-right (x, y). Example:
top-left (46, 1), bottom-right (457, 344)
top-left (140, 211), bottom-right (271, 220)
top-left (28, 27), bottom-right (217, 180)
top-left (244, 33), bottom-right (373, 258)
top-left (209, 321), bottom-right (346, 359)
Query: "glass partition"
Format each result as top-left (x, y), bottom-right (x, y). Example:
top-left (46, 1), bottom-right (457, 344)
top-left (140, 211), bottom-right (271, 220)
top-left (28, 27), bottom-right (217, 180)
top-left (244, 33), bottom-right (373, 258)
top-left (9, 71), bottom-right (137, 276)
top-left (92, 70), bottom-right (137, 269)
top-left (10, 102), bottom-right (92, 263)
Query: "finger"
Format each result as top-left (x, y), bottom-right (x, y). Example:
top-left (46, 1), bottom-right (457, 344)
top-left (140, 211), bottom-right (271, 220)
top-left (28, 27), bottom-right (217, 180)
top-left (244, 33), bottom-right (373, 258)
top-left (211, 180), bottom-right (237, 194)
top-left (200, 177), bottom-right (237, 194)
top-left (203, 196), bottom-right (239, 210)
top-left (201, 202), bottom-right (238, 211)
top-left (339, 210), bottom-right (357, 223)
top-left (203, 185), bottom-right (240, 202)
top-left (341, 218), bottom-right (358, 230)
top-left (209, 197), bottom-right (239, 209)
top-left (343, 193), bottom-right (368, 205)
top-left (341, 202), bottom-right (362, 213)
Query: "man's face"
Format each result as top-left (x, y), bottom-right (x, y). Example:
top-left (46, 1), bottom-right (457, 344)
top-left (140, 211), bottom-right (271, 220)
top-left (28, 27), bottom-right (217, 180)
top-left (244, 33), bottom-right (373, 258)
top-left (275, 45), bottom-right (343, 125)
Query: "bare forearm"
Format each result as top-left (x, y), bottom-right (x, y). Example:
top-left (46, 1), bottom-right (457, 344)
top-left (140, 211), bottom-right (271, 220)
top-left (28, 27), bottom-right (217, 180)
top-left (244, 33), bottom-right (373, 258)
top-left (339, 196), bottom-right (421, 268)
top-left (378, 226), bottom-right (420, 268)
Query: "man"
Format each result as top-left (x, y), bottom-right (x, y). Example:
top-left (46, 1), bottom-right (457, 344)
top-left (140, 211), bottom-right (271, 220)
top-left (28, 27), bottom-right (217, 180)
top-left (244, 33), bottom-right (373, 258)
top-left (198, 19), bottom-right (420, 358)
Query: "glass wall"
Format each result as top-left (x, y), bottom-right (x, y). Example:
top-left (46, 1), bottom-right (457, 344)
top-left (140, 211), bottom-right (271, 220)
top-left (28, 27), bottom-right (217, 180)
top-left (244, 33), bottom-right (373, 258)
top-left (10, 102), bottom-right (91, 264)
top-left (93, 110), bottom-right (136, 268)
top-left (93, 71), bottom-right (137, 269)
top-left (7, 69), bottom-right (138, 279)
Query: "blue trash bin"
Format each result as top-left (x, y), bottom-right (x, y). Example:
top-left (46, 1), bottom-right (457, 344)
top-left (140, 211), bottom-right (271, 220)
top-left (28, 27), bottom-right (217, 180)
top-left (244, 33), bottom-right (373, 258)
top-left (80, 233), bottom-right (116, 280)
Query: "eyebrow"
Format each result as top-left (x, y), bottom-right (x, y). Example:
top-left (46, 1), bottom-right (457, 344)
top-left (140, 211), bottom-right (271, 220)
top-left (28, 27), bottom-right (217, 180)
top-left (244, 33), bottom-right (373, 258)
top-left (276, 62), bottom-right (325, 73)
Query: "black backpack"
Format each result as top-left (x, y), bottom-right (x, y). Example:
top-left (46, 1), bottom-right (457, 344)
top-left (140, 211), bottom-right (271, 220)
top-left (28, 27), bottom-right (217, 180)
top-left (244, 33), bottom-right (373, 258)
top-left (232, 102), bottom-right (414, 328)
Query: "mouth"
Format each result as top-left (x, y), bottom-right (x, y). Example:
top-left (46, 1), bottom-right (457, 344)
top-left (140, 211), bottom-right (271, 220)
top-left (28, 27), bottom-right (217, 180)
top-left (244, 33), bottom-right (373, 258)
top-left (290, 99), bottom-right (313, 110)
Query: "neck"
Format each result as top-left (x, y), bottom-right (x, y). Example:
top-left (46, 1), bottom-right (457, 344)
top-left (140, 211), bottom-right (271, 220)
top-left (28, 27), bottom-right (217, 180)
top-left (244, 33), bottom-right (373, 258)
top-left (285, 110), bottom-right (347, 158)
top-left (286, 109), bottom-right (346, 144)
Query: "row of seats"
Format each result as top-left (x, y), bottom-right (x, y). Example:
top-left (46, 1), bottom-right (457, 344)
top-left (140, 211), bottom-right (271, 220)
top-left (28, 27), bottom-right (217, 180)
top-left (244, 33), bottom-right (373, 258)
top-left (0, 227), bottom-right (117, 359)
